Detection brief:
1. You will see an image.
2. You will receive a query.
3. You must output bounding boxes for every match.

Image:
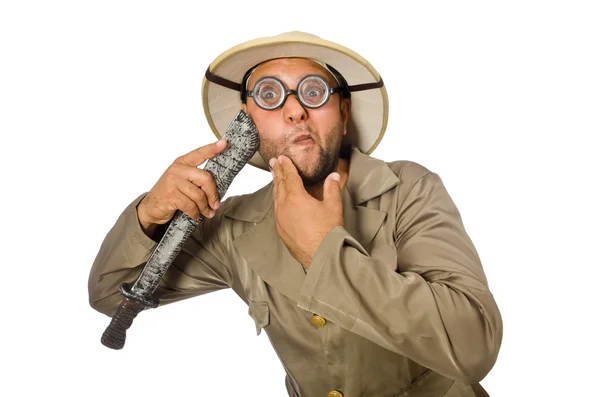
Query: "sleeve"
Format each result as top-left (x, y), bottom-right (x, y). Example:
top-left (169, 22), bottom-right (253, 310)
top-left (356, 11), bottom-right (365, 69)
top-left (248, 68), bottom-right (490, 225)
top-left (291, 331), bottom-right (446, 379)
top-left (88, 193), bottom-right (233, 317)
top-left (297, 171), bottom-right (503, 384)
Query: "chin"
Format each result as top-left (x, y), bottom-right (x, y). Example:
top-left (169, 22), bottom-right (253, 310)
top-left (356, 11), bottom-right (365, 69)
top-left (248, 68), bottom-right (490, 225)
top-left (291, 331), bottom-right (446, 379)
top-left (297, 160), bottom-right (337, 186)
top-left (299, 174), bottom-right (323, 186)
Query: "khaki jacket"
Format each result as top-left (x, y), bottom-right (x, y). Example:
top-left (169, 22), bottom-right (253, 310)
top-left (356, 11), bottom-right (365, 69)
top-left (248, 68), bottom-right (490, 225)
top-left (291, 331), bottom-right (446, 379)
top-left (89, 146), bottom-right (502, 397)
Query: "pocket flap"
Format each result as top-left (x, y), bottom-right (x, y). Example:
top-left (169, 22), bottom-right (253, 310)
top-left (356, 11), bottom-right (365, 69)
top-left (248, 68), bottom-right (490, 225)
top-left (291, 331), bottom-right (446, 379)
top-left (248, 300), bottom-right (270, 335)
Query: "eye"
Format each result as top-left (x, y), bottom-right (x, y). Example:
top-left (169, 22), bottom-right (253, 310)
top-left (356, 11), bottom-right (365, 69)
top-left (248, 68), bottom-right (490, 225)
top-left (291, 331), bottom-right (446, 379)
top-left (255, 80), bottom-right (282, 105)
top-left (306, 88), bottom-right (321, 98)
top-left (300, 78), bottom-right (327, 105)
top-left (261, 90), bottom-right (276, 100)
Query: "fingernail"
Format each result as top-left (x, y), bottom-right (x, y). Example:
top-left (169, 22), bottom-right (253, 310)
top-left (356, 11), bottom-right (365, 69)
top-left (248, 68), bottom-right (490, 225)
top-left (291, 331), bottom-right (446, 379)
top-left (209, 209), bottom-right (215, 217)
top-left (214, 200), bottom-right (220, 209)
top-left (331, 173), bottom-right (340, 182)
top-left (269, 158), bottom-right (275, 168)
top-left (278, 156), bottom-right (283, 164)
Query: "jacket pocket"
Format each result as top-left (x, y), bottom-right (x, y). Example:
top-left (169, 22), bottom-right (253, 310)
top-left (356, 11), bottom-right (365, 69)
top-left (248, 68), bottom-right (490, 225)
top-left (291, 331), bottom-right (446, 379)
top-left (248, 300), bottom-right (270, 335)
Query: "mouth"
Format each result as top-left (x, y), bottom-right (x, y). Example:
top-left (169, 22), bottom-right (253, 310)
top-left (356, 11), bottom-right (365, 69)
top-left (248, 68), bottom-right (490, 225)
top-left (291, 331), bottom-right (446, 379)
top-left (293, 138), bottom-right (314, 147)
top-left (292, 133), bottom-right (313, 143)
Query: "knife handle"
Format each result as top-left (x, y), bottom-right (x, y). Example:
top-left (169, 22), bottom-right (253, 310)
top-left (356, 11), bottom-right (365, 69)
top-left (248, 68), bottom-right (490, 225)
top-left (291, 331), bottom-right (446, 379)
top-left (101, 296), bottom-right (146, 350)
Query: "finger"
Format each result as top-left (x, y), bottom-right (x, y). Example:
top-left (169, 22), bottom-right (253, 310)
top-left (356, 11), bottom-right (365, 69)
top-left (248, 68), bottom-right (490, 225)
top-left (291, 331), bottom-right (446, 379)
top-left (171, 193), bottom-right (204, 220)
top-left (271, 157), bottom-right (286, 201)
top-left (323, 172), bottom-right (342, 206)
top-left (176, 139), bottom-right (227, 168)
top-left (171, 164), bottom-right (220, 210)
top-left (175, 180), bottom-right (212, 219)
top-left (278, 155), bottom-right (302, 193)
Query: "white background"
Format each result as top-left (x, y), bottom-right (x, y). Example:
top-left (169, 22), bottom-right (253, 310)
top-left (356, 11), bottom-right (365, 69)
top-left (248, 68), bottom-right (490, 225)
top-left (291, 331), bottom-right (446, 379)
top-left (1, 1), bottom-right (599, 396)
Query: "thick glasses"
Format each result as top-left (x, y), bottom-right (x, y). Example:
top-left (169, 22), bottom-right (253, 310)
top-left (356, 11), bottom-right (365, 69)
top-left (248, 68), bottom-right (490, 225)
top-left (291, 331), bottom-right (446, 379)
top-left (246, 74), bottom-right (343, 111)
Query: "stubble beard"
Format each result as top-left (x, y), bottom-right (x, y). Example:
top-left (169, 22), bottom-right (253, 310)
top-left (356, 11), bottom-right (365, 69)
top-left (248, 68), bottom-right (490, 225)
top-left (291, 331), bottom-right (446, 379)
top-left (259, 121), bottom-right (344, 186)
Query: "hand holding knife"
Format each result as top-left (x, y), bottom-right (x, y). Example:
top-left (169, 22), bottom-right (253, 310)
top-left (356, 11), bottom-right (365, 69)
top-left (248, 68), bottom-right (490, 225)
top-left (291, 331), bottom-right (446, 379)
top-left (101, 110), bottom-right (259, 350)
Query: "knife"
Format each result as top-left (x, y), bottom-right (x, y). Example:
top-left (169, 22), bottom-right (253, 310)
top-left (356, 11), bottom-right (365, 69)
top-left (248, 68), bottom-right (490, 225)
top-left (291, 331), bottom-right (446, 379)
top-left (101, 110), bottom-right (260, 349)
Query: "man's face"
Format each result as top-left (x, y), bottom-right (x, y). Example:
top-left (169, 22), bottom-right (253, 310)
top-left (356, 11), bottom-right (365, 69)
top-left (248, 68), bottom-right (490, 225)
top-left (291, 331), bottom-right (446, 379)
top-left (241, 58), bottom-right (350, 186)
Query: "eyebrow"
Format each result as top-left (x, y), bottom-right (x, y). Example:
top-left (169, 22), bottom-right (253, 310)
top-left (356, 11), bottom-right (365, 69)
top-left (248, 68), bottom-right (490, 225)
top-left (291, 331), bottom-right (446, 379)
top-left (249, 72), bottom-right (336, 89)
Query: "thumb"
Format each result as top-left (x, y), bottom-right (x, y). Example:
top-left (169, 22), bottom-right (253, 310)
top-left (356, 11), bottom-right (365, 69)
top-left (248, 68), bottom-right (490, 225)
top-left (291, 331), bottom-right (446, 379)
top-left (323, 172), bottom-right (342, 205)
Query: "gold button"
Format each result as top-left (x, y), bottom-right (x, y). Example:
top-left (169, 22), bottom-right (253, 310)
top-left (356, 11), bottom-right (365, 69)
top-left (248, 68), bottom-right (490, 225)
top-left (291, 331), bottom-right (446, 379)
top-left (311, 314), bottom-right (327, 327)
top-left (328, 390), bottom-right (343, 397)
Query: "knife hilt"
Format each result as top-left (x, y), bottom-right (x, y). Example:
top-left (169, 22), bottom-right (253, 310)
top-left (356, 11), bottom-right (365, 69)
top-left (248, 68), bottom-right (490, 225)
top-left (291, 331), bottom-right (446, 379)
top-left (100, 283), bottom-right (159, 350)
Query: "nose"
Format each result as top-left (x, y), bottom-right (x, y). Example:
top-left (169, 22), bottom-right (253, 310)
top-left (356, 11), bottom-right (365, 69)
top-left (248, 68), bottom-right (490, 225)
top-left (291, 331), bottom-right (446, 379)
top-left (281, 94), bottom-right (307, 123)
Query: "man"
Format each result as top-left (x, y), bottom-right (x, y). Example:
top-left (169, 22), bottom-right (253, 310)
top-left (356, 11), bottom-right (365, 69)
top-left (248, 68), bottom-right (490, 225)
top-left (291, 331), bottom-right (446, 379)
top-left (88, 31), bottom-right (502, 396)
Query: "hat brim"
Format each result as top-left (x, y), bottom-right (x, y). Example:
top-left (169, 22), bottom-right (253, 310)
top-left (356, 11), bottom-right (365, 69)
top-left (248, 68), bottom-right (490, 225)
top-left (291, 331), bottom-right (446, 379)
top-left (202, 32), bottom-right (388, 171)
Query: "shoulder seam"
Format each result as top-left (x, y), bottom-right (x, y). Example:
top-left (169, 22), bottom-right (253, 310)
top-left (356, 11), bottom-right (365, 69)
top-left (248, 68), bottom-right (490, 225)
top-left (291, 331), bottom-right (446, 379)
top-left (397, 171), bottom-right (435, 211)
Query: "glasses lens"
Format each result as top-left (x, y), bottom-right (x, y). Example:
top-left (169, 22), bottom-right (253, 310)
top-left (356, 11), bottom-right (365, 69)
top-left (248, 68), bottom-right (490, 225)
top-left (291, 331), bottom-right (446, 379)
top-left (254, 78), bottom-right (283, 109)
top-left (299, 76), bottom-right (329, 108)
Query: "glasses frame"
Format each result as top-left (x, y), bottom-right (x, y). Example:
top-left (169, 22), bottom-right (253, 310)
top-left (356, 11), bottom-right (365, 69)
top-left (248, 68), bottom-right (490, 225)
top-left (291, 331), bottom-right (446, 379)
top-left (246, 74), bottom-right (343, 111)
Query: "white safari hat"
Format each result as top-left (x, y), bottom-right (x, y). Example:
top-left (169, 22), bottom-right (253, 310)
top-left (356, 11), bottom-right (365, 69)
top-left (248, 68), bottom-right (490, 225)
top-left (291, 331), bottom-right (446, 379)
top-left (202, 31), bottom-right (388, 171)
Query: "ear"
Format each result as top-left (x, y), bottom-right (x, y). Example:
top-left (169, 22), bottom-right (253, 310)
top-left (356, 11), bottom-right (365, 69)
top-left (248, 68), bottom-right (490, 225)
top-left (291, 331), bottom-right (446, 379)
top-left (340, 98), bottom-right (351, 136)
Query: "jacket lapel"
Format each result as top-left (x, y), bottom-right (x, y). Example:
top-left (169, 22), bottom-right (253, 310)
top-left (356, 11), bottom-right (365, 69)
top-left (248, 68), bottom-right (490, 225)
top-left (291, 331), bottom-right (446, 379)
top-left (225, 146), bottom-right (399, 304)
top-left (232, 203), bottom-right (306, 302)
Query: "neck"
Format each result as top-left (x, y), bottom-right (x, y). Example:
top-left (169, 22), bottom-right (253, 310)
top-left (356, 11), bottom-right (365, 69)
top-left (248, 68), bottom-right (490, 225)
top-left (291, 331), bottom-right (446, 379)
top-left (305, 157), bottom-right (349, 200)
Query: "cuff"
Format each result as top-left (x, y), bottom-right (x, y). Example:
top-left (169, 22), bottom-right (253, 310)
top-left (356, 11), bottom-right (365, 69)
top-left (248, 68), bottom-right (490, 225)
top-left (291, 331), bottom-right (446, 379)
top-left (128, 193), bottom-right (159, 251)
top-left (297, 226), bottom-right (353, 311)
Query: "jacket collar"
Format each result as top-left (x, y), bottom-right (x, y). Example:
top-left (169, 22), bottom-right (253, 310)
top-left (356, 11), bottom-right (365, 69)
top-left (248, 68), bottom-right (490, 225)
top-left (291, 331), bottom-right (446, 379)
top-left (223, 146), bottom-right (399, 303)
